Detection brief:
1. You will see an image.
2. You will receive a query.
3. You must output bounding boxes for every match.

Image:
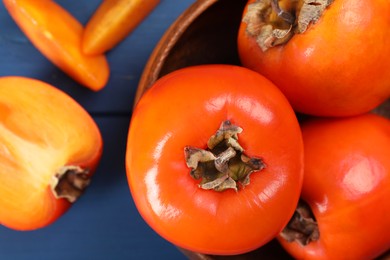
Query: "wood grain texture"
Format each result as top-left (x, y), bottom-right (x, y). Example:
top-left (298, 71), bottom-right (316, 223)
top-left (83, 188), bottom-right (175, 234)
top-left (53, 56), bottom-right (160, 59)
top-left (135, 0), bottom-right (247, 105)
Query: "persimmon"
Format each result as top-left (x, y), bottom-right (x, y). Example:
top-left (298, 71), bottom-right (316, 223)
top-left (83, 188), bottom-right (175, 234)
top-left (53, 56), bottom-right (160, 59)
top-left (279, 113), bottom-right (390, 259)
top-left (82, 0), bottom-right (160, 55)
top-left (126, 65), bottom-right (304, 255)
top-left (0, 76), bottom-right (102, 231)
top-left (3, 0), bottom-right (110, 91)
top-left (238, 0), bottom-right (390, 116)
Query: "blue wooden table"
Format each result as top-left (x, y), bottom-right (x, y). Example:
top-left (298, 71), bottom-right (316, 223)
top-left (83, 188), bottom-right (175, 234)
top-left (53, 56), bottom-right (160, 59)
top-left (0, 1), bottom-right (195, 259)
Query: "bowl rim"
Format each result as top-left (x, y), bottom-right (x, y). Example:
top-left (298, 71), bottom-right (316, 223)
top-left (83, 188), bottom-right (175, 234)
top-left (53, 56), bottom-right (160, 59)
top-left (135, 0), bottom-right (218, 106)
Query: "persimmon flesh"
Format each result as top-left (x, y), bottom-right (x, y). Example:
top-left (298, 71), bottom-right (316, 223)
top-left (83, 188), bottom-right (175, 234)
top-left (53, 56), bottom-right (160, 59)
top-left (82, 0), bottom-right (160, 55)
top-left (0, 76), bottom-right (102, 230)
top-left (3, 0), bottom-right (110, 91)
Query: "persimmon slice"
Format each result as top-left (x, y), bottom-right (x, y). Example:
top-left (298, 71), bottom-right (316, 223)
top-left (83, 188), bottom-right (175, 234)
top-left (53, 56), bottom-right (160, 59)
top-left (0, 76), bottom-right (102, 230)
top-left (82, 0), bottom-right (160, 55)
top-left (3, 0), bottom-right (110, 91)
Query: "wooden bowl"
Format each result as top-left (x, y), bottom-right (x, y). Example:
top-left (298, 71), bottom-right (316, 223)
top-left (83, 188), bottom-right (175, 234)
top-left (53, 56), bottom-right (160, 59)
top-left (134, 0), bottom-right (390, 259)
top-left (135, 0), bottom-right (246, 105)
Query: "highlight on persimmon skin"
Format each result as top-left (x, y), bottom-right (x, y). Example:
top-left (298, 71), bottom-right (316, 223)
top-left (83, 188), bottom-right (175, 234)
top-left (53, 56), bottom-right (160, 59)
top-left (126, 65), bottom-right (304, 255)
top-left (0, 76), bottom-right (103, 231)
top-left (278, 113), bottom-right (390, 260)
top-left (2, 0), bottom-right (110, 91)
top-left (82, 0), bottom-right (160, 55)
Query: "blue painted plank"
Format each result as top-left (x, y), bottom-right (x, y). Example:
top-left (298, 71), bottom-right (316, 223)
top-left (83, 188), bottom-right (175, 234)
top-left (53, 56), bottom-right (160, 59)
top-left (0, 0), bottom-right (195, 114)
top-left (0, 1), bottom-right (197, 258)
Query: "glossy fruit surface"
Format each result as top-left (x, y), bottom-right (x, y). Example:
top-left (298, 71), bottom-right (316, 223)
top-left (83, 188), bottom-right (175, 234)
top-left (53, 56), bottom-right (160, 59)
top-left (279, 114), bottom-right (390, 259)
top-left (238, 0), bottom-right (390, 116)
top-left (126, 65), bottom-right (304, 255)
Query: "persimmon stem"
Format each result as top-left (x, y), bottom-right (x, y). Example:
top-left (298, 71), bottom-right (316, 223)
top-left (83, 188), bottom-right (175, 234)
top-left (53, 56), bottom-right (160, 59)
top-left (50, 166), bottom-right (91, 203)
top-left (184, 120), bottom-right (266, 192)
top-left (280, 200), bottom-right (320, 246)
top-left (243, 0), bottom-right (334, 51)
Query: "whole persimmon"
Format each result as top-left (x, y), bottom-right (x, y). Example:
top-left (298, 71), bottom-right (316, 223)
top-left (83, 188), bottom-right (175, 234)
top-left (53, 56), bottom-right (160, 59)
top-left (0, 76), bottom-right (102, 231)
top-left (279, 113), bottom-right (390, 259)
top-left (238, 0), bottom-right (390, 116)
top-left (126, 65), bottom-right (304, 255)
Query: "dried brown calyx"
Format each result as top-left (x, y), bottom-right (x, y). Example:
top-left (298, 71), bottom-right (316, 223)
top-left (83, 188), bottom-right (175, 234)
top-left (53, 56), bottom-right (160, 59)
top-left (184, 120), bottom-right (266, 192)
top-left (280, 200), bottom-right (320, 246)
top-left (50, 166), bottom-right (91, 203)
top-left (243, 0), bottom-right (334, 51)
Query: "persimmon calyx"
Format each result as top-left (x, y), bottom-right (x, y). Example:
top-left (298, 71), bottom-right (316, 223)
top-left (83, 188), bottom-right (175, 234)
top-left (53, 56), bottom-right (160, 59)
top-left (50, 166), bottom-right (91, 203)
top-left (280, 200), bottom-right (320, 246)
top-left (243, 0), bottom-right (333, 51)
top-left (184, 120), bottom-right (265, 192)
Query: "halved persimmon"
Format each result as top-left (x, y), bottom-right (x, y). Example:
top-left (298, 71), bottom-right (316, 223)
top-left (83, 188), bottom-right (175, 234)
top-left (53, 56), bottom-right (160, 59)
top-left (0, 76), bottom-right (102, 231)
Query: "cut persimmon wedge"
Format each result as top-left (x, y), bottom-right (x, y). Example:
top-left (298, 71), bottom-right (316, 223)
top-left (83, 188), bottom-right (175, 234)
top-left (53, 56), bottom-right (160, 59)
top-left (0, 76), bottom-right (103, 230)
top-left (3, 0), bottom-right (110, 91)
top-left (82, 0), bottom-right (160, 55)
